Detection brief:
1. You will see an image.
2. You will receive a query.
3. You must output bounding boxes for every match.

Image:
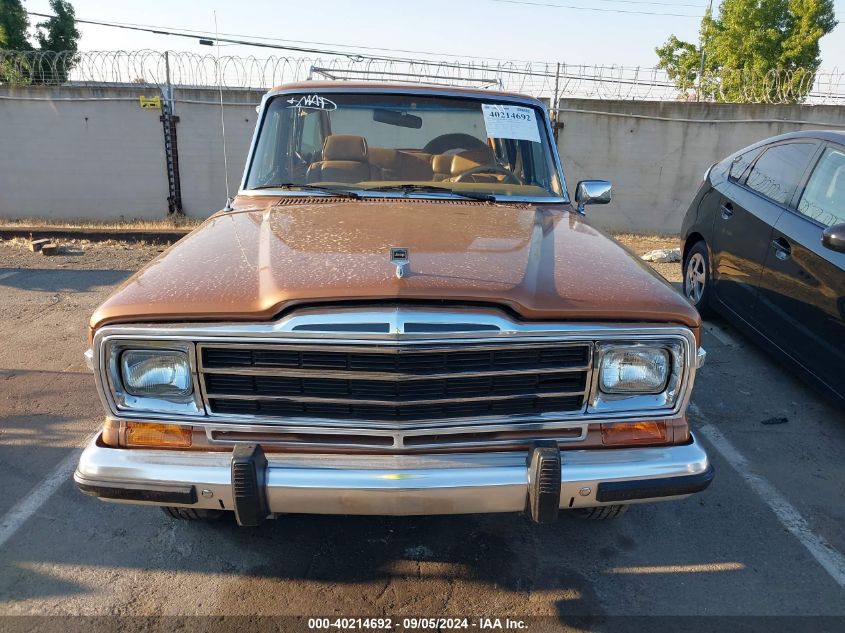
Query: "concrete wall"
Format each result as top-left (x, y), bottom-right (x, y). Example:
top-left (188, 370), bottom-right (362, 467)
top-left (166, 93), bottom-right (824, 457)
top-left (0, 85), bottom-right (170, 220)
top-left (2, 85), bottom-right (844, 231)
top-left (556, 98), bottom-right (845, 232)
top-left (173, 88), bottom-right (264, 217)
top-left (0, 85), bottom-right (262, 221)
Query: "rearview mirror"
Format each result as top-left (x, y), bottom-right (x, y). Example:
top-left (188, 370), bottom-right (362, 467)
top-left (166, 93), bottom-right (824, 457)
top-left (574, 180), bottom-right (612, 214)
top-left (821, 222), bottom-right (845, 253)
top-left (372, 108), bottom-right (423, 129)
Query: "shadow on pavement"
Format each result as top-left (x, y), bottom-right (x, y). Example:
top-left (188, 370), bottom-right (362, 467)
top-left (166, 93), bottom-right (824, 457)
top-left (0, 268), bottom-right (133, 293)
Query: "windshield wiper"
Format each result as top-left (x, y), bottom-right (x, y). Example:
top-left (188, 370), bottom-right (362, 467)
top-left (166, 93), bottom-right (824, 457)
top-left (250, 183), bottom-right (360, 199)
top-left (364, 184), bottom-right (496, 202)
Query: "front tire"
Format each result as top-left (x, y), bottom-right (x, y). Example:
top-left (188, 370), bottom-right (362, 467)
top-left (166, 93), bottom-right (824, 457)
top-left (161, 506), bottom-right (225, 522)
top-left (683, 241), bottom-right (713, 317)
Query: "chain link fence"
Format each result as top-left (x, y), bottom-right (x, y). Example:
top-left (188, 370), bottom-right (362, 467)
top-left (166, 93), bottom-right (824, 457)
top-left (2, 49), bottom-right (845, 104)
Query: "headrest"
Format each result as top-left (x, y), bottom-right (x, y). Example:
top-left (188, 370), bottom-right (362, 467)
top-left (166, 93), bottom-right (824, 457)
top-left (367, 147), bottom-right (397, 165)
top-left (323, 135), bottom-right (368, 161)
top-left (830, 165), bottom-right (845, 197)
top-left (450, 149), bottom-right (494, 176)
top-left (431, 154), bottom-right (453, 174)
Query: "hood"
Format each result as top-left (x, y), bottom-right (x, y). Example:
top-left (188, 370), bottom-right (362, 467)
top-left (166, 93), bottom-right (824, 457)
top-left (91, 198), bottom-right (699, 331)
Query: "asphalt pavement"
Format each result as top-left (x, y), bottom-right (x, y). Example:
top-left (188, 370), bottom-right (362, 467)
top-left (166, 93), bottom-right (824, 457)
top-left (0, 252), bottom-right (843, 631)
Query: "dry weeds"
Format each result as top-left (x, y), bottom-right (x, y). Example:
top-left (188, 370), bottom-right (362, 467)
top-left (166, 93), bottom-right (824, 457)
top-left (0, 217), bottom-right (201, 230)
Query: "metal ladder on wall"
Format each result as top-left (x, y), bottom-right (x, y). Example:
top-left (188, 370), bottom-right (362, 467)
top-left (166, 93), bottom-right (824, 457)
top-left (160, 83), bottom-right (183, 215)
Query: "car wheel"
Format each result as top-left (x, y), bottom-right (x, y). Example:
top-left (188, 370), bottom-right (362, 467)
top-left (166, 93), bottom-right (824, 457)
top-left (574, 505), bottom-right (628, 520)
top-left (683, 241), bottom-right (713, 317)
top-left (161, 506), bottom-right (225, 521)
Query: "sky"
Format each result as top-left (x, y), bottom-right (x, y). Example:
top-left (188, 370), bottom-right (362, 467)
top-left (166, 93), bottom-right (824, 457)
top-left (21, 0), bottom-right (845, 69)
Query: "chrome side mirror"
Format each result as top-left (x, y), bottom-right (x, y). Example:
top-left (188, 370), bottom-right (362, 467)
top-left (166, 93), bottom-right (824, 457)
top-left (574, 180), bottom-right (612, 214)
top-left (822, 222), bottom-right (845, 253)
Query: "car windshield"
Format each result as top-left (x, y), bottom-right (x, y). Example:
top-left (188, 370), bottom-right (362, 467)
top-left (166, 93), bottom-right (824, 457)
top-left (244, 92), bottom-right (564, 200)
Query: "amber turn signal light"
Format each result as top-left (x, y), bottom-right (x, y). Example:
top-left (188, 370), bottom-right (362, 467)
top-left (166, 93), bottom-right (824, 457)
top-left (125, 422), bottom-right (192, 448)
top-left (601, 421), bottom-right (667, 446)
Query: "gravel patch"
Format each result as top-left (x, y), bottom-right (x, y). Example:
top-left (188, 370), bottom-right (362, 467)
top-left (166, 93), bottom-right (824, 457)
top-left (0, 237), bottom-right (168, 271)
top-left (613, 234), bottom-right (682, 283)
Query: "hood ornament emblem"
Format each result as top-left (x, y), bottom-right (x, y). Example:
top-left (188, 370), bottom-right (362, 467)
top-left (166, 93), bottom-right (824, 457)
top-left (390, 247), bottom-right (410, 279)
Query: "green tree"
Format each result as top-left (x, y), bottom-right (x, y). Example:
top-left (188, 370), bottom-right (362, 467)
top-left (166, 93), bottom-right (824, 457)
top-left (33, 0), bottom-right (80, 82)
top-left (656, 0), bottom-right (837, 102)
top-left (0, 0), bottom-right (31, 51)
top-left (0, 0), bottom-right (81, 84)
top-left (0, 23), bottom-right (8, 82)
top-left (0, 0), bottom-right (31, 84)
top-left (35, 0), bottom-right (79, 54)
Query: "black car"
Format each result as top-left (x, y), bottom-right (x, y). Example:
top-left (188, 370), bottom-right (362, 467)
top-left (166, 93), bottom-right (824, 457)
top-left (681, 130), bottom-right (845, 403)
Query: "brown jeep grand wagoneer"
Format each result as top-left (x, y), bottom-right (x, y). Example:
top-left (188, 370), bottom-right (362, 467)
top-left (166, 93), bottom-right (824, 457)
top-left (76, 83), bottom-right (712, 525)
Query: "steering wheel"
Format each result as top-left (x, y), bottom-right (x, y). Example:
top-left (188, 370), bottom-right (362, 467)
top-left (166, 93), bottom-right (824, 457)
top-left (453, 163), bottom-right (521, 184)
top-left (423, 133), bottom-right (491, 155)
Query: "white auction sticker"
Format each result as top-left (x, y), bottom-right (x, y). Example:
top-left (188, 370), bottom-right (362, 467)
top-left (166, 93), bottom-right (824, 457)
top-left (481, 104), bottom-right (541, 142)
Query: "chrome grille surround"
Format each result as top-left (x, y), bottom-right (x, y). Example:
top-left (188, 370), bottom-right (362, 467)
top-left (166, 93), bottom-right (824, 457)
top-left (93, 307), bottom-right (699, 451)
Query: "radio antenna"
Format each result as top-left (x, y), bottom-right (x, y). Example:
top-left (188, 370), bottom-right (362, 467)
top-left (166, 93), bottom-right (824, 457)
top-left (214, 11), bottom-right (232, 208)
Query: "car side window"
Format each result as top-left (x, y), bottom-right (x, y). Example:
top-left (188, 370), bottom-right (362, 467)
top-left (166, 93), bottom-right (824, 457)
top-left (797, 147), bottom-right (845, 227)
top-left (728, 148), bottom-right (760, 181)
top-left (745, 142), bottom-right (816, 205)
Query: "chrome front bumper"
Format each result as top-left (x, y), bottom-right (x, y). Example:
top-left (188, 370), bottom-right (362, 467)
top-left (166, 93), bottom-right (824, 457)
top-left (75, 433), bottom-right (713, 522)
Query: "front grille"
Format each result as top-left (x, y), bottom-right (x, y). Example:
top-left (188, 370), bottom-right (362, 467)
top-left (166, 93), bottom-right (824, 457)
top-left (202, 345), bottom-right (588, 374)
top-left (209, 394), bottom-right (585, 421)
top-left (199, 342), bottom-right (591, 424)
top-left (204, 371), bottom-right (585, 401)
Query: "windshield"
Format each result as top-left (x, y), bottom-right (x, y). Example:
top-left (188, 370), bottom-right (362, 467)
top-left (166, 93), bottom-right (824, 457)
top-left (244, 92), bottom-right (564, 200)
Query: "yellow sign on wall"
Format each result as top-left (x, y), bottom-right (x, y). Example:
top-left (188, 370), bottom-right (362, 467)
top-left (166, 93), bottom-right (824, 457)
top-left (139, 95), bottom-right (161, 110)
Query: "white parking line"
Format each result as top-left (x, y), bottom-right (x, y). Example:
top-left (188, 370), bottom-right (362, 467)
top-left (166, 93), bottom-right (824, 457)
top-left (0, 433), bottom-right (95, 550)
top-left (690, 403), bottom-right (845, 589)
top-left (705, 323), bottom-right (739, 347)
top-left (608, 562), bottom-right (745, 574)
top-left (0, 271), bottom-right (19, 281)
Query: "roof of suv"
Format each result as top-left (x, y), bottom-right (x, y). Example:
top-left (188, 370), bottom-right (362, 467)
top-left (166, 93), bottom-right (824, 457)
top-left (267, 81), bottom-right (541, 104)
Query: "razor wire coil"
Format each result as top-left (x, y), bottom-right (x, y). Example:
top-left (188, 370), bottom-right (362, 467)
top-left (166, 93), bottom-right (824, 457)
top-left (1, 50), bottom-right (843, 104)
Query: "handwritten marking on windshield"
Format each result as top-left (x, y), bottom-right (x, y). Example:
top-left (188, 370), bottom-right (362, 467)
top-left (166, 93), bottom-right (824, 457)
top-left (286, 95), bottom-right (338, 111)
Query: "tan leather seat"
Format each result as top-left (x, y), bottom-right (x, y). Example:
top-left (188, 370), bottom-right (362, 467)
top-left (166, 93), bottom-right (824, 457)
top-left (431, 154), bottom-right (453, 181)
top-left (369, 147), bottom-right (435, 182)
top-left (367, 147), bottom-right (401, 180)
top-left (827, 164), bottom-right (845, 202)
top-left (307, 135), bottom-right (373, 184)
top-left (446, 148), bottom-right (500, 182)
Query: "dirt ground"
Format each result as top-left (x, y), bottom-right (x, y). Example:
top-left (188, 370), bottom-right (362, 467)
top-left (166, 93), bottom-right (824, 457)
top-left (0, 233), bottom-right (683, 282)
top-left (0, 237), bottom-right (167, 271)
top-left (613, 233), bottom-right (682, 283)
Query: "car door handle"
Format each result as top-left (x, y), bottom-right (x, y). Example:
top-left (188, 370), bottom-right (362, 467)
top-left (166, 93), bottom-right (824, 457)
top-left (771, 237), bottom-right (791, 260)
top-left (720, 202), bottom-right (734, 219)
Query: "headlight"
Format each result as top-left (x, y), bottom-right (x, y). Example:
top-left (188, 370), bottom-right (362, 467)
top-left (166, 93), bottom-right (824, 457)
top-left (589, 340), bottom-right (687, 414)
top-left (100, 340), bottom-right (203, 416)
top-left (599, 348), bottom-right (669, 394)
top-left (121, 350), bottom-right (192, 397)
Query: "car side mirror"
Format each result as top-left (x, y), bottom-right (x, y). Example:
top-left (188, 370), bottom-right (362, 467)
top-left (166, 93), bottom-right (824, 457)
top-left (821, 222), bottom-right (845, 253)
top-left (574, 180), bottom-right (612, 214)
